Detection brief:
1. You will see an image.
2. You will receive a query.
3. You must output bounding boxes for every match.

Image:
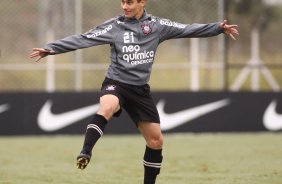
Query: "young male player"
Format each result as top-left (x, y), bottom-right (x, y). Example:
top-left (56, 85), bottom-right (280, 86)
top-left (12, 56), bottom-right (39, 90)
top-left (30, 0), bottom-right (239, 183)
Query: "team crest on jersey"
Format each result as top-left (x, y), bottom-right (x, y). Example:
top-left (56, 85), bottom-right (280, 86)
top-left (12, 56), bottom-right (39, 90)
top-left (106, 85), bottom-right (116, 91)
top-left (141, 23), bottom-right (152, 35)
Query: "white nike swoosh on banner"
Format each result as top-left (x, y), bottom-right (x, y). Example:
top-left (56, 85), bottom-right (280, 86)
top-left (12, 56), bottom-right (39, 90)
top-left (38, 99), bottom-right (230, 132)
top-left (0, 104), bottom-right (10, 114)
top-left (263, 100), bottom-right (282, 131)
top-left (38, 100), bottom-right (99, 132)
top-left (158, 99), bottom-right (231, 131)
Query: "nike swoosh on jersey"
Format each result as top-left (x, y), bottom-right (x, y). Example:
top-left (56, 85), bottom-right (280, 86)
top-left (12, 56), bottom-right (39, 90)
top-left (263, 100), bottom-right (282, 131)
top-left (158, 99), bottom-right (231, 131)
top-left (38, 100), bottom-right (99, 132)
top-left (0, 104), bottom-right (10, 114)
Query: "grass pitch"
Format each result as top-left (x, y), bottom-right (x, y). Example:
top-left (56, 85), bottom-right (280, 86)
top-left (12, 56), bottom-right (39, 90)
top-left (0, 133), bottom-right (282, 184)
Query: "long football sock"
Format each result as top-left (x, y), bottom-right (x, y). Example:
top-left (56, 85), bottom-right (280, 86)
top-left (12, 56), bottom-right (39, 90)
top-left (143, 146), bottom-right (163, 184)
top-left (81, 114), bottom-right (107, 154)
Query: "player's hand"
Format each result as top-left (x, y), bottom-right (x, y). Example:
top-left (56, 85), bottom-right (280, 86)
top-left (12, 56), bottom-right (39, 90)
top-left (220, 20), bottom-right (239, 40)
top-left (30, 48), bottom-right (54, 62)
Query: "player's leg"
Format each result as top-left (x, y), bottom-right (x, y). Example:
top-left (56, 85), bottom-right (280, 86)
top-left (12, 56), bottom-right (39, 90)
top-left (77, 94), bottom-right (120, 169)
top-left (123, 83), bottom-right (163, 183)
top-left (138, 122), bottom-right (163, 184)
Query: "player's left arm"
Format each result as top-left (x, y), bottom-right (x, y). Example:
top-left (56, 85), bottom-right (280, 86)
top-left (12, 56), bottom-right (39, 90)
top-left (220, 20), bottom-right (239, 40)
top-left (157, 18), bottom-right (238, 42)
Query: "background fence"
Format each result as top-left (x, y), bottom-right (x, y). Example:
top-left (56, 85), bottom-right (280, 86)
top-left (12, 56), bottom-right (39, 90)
top-left (0, 0), bottom-right (282, 92)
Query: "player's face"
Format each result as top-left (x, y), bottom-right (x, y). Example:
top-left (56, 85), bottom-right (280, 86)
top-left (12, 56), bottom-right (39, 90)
top-left (121, 0), bottom-right (146, 20)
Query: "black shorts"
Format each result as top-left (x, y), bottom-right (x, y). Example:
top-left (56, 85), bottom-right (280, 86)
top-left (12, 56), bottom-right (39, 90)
top-left (100, 78), bottom-right (160, 125)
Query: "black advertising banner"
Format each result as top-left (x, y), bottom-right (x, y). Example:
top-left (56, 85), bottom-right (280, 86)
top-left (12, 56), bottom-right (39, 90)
top-left (0, 92), bottom-right (281, 135)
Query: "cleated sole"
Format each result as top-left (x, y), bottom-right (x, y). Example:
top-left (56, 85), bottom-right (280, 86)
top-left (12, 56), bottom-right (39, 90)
top-left (77, 156), bottom-right (90, 170)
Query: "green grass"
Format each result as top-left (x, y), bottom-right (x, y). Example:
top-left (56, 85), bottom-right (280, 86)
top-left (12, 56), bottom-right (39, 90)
top-left (0, 133), bottom-right (282, 184)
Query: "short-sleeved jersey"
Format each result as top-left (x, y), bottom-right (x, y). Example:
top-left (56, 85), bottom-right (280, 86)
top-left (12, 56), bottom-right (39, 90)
top-left (44, 11), bottom-right (223, 85)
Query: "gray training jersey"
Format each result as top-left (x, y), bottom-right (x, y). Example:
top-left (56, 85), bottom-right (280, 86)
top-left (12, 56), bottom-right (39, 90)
top-left (44, 11), bottom-right (223, 86)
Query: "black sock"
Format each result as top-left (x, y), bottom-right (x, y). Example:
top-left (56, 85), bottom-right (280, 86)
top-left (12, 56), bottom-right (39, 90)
top-left (81, 114), bottom-right (107, 154)
top-left (143, 146), bottom-right (163, 184)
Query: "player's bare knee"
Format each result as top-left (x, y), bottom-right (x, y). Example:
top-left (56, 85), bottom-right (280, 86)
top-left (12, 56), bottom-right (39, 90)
top-left (147, 135), bottom-right (163, 149)
top-left (97, 104), bottom-right (116, 120)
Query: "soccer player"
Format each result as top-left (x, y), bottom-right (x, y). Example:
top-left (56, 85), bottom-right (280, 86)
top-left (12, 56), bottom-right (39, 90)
top-left (30, 0), bottom-right (239, 183)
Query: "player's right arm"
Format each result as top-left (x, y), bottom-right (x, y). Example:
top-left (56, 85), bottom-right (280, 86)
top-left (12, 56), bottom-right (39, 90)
top-left (30, 18), bottom-right (116, 62)
top-left (30, 48), bottom-right (55, 62)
